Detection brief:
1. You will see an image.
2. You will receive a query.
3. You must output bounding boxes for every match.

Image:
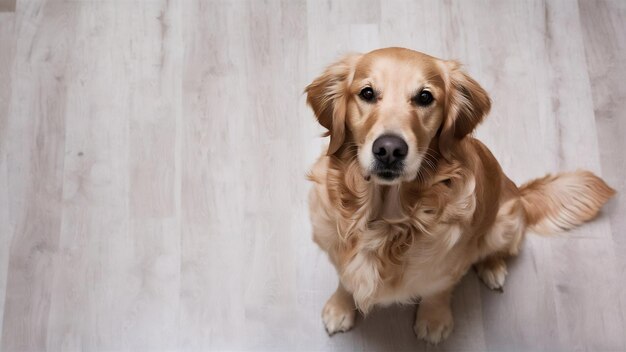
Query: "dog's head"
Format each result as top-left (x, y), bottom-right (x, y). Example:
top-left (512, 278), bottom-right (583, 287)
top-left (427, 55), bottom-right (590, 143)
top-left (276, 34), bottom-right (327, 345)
top-left (305, 47), bottom-right (490, 185)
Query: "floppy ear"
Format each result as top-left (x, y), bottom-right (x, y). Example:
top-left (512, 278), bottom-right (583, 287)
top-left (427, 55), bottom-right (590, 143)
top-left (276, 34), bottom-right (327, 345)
top-left (439, 61), bottom-right (491, 159)
top-left (305, 54), bottom-right (362, 155)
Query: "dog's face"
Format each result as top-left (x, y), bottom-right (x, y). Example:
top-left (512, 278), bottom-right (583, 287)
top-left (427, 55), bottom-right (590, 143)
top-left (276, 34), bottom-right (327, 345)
top-left (348, 50), bottom-right (446, 184)
top-left (306, 47), bottom-right (491, 185)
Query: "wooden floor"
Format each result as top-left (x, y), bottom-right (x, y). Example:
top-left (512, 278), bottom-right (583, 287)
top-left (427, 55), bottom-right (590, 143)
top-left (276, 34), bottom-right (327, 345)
top-left (1, 0), bottom-right (625, 351)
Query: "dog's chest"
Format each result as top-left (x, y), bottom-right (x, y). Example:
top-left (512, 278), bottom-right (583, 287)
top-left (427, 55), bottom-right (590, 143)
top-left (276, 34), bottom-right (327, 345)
top-left (339, 193), bottom-right (458, 309)
top-left (322, 175), bottom-right (477, 311)
top-left (341, 234), bottom-right (455, 306)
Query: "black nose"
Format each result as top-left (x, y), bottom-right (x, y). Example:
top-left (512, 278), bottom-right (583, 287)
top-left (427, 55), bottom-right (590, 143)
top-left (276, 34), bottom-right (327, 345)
top-left (372, 135), bottom-right (408, 165)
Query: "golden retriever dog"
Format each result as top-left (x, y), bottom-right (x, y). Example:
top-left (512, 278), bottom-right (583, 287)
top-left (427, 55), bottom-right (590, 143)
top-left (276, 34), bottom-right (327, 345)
top-left (305, 47), bottom-right (615, 344)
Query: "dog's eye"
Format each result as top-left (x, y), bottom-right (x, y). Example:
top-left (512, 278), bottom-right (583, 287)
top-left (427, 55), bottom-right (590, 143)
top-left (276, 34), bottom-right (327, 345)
top-left (414, 90), bottom-right (434, 106)
top-left (359, 87), bottom-right (375, 102)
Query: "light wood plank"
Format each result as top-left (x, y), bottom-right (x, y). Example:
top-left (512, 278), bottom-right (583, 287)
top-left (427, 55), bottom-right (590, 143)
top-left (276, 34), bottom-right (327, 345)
top-left (579, 0), bottom-right (626, 343)
top-left (41, 1), bottom-right (184, 350)
top-left (0, 12), bottom-right (15, 349)
top-left (1, 2), bottom-right (76, 350)
top-left (535, 2), bottom-right (622, 349)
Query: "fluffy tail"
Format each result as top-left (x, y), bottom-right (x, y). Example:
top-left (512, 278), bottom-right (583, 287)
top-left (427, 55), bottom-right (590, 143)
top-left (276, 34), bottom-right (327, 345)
top-left (520, 170), bottom-right (615, 235)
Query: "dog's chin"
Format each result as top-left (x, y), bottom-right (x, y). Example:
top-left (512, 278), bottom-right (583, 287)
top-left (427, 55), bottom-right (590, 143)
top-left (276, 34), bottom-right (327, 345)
top-left (371, 171), bottom-right (403, 185)
top-left (373, 177), bottom-right (403, 186)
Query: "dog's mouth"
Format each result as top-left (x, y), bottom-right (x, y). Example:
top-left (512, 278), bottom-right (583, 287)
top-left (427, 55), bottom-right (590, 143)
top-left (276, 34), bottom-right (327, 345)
top-left (375, 170), bottom-right (401, 180)
top-left (370, 161), bottom-right (404, 183)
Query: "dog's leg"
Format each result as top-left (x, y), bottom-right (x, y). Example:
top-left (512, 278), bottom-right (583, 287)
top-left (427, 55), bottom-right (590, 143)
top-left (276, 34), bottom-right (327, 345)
top-left (414, 290), bottom-right (454, 345)
top-left (475, 197), bottom-right (524, 291)
top-left (322, 283), bottom-right (356, 335)
top-left (475, 255), bottom-right (508, 291)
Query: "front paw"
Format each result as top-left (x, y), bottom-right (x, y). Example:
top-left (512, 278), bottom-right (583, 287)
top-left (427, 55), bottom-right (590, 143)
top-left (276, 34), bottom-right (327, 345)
top-left (322, 293), bottom-right (356, 335)
top-left (476, 257), bottom-right (508, 292)
top-left (413, 304), bottom-right (454, 345)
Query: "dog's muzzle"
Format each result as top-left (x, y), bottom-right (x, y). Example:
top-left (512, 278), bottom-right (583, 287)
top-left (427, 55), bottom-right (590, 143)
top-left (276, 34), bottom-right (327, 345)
top-left (372, 134), bottom-right (408, 180)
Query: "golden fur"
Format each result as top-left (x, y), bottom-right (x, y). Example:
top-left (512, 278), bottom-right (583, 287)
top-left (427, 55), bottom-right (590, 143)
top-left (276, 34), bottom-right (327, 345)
top-left (305, 47), bottom-right (615, 344)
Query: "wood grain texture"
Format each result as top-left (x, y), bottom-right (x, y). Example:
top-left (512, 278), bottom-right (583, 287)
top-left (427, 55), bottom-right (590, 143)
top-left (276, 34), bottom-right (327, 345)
top-left (0, 11), bottom-right (15, 349)
top-left (579, 0), bottom-right (626, 344)
top-left (0, 0), bottom-right (624, 351)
